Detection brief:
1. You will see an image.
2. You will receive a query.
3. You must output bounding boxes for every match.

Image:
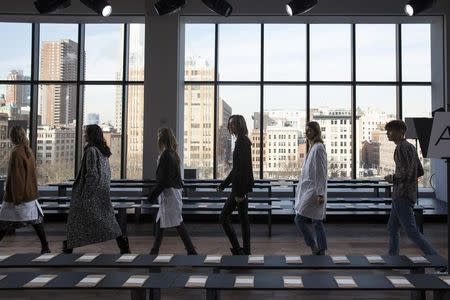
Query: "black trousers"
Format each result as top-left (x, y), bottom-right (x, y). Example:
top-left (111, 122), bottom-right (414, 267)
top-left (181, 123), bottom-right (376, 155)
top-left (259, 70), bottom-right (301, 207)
top-left (151, 221), bottom-right (196, 254)
top-left (219, 193), bottom-right (251, 254)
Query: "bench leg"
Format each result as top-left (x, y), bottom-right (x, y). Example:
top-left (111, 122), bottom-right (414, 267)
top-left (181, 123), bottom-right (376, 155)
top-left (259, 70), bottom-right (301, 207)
top-left (130, 289), bottom-right (146, 300)
top-left (58, 186), bottom-right (67, 197)
top-left (415, 211), bottom-right (424, 234)
top-left (375, 187), bottom-right (379, 197)
top-left (118, 208), bottom-right (128, 236)
top-left (268, 210), bottom-right (272, 237)
top-left (148, 288), bottom-right (161, 300)
top-left (152, 212), bottom-right (157, 236)
top-left (135, 207), bottom-right (142, 224)
top-left (433, 290), bottom-right (450, 300)
top-left (206, 289), bottom-right (218, 300)
top-left (410, 268), bottom-right (426, 300)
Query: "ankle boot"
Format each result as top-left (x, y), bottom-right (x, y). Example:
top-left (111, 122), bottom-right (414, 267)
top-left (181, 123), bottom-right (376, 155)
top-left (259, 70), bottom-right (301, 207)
top-left (62, 240), bottom-right (73, 254)
top-left (176, 223), bottom-right (197, 255)
top-left (186, 247), bottom-right (198, 255)
top-left (41, 242), bottom-right (51, 254)
top-left (230, 247), bottom-right (245, 255)
top-left (149, 247), bottom-right (159, 255)
top-left (116, 236), bottom-right (131, 254)
top-left (32, 224), bottom-right (50, 253)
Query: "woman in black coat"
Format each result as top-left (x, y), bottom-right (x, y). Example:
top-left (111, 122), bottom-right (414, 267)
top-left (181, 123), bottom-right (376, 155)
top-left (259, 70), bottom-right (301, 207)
top-left (148, 128), bottom-right (197, 255)
top-left (218, 115), bottom-right (254, 255)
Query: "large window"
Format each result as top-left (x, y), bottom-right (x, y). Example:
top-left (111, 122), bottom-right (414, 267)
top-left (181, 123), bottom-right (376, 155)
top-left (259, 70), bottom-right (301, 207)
top-left (184, 21), bottom-right (434, 184)
top-left (0, 21), bottom-right (145, 184)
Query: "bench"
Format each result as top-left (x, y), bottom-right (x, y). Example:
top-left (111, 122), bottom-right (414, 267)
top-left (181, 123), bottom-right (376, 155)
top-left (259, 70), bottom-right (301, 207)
top-left (174, 273), bottom-right (450, 300)
top-left (0, 271), bottom-right (171, 300)
top-left (1, 253), bottom-right (444, 273)
top-left (48, 181), bottom-right (392, 198)
top-left (0, 254), bottom-right (445, 300)
top-left (0, 271), bottom-right (448, 300)
top-left (32, 197), bottom-right (425, 238)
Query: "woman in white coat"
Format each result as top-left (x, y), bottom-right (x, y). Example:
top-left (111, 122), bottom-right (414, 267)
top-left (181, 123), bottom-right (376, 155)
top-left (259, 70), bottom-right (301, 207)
top-left (294, 121), bottom-right (328, 255)
top-left (148, 128), bottom-right (197, 255)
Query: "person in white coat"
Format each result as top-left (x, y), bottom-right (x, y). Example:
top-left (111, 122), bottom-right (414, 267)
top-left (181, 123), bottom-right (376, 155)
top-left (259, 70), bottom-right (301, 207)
top-left (294, 121), bottom-right (328, 255)
top-left (148, 128), bottom-right (197, 255)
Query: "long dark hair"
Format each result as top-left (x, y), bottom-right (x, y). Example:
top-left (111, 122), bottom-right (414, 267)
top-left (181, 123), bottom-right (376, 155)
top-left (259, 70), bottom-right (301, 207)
top-left (157, 127), bottom-right (180, 165)
top-left (228, 115), bottom-right (248, 137)
top-left (306, 121), bottom-right (324, 144)
top-left (84, 124), bottom-right (111, 157)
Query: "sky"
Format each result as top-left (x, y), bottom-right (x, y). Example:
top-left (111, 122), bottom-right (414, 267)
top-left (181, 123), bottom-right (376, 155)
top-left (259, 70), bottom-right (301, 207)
top-left (0, 22), bottom-right (145, 125)
top-left (0, 22), bottom-right (432, 127)
top-left (184, 23), bottom-right (433, 124)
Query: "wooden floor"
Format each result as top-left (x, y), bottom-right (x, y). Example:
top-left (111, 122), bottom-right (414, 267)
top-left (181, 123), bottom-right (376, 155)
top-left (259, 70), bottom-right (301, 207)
top-left (0, 220), bottom-right (447, 299)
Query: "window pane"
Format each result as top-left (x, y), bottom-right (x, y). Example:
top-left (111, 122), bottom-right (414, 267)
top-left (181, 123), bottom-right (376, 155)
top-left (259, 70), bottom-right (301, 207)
top-left (0, 23), bottom-right (31, 80)
top-left (356, 86), bottom-right (396, 179)
top-left (263, 86), bottom-right (306, 179)
top-left (264, 24), bottom-right (306, 81)
top-left (185, 24), bottom-right (215, 81)
top-left (39, 24), bottom-right (78, 81)
top-left (402, 24), bottom-right (431, 82)
top-left (310, 86), bottom-right (352, 178)
top-left (218, 24), bottom-right (260, 81)
top-left (85, 24), bottom-right (123, 80)
top-left (129, 24), bottom-right (145, 81)
top-left (216, 86), bottom-right (259, 179)
top-left (184, 84), bottom-right (214, 179)
top-left (356, 24), bottom-right (396, 81)
top-left (127, 84), bottom-right (144, 179)
top-left (310, 24), bottom-right (351, 81)
top-left (84, 85), bottom-right (122, 179)
top-left (37, 84), bottom-right (76, 184)
top-left (0, 84), bottom-right (30, 177)
top-left (403, 86), bottom-right (432, 187)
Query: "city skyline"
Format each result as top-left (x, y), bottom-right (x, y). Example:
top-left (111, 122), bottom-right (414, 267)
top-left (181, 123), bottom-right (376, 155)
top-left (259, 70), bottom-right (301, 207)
top-left (0, 21), bottom-right (433, 184)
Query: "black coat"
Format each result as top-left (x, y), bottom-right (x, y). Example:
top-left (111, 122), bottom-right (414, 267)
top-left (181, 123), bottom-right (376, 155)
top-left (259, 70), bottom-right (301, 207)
top-left (219, 135), bottom-right (254, 197)
top-left (149, 150), bottom-right (183, 202)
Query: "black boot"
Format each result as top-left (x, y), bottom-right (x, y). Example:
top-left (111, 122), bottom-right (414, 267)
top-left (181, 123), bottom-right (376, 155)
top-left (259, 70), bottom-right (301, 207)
top-left (32, 224), bottom-right (51, 254)
top-left (230, 247), bottom-right (245, 255)
top-left (0, 229), bottom-right (7, 243)
top-left (149, 247), bottom-right (159, 255)
top-left (62, 240), bottom-right (73, 254)
top-left (176, 223), bottom-right (197, 255)
top-left (116, 236), bottom-right (131, 254)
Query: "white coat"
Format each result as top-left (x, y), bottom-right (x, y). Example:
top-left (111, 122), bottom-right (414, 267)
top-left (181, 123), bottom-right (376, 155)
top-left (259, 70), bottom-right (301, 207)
top-left (156, 188), bottom-right (183, 228)
top-left (294, 143), bottom-right (328, 220)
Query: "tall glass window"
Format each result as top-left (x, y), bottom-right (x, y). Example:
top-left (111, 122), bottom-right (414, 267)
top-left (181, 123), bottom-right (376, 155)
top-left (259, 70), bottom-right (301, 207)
top-left (0, 21), bottom-right (145, 183)
top-left (184, 21), bottom-right (434, 186)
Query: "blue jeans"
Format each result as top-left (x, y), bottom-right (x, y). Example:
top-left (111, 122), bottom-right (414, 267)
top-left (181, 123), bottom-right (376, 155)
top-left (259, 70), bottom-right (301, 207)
top-left (388, 199), bottom-right (437, 255)
top-left (294, 214), bottom-right (327, 251)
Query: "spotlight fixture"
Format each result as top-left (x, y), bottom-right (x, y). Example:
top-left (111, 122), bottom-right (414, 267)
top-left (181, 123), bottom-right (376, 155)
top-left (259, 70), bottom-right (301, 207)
top-left (80, 0), bottom-right (112, 16)
top-left (34, 0), bottom-right (71, 14)
top-left (154, 0), bottom-right (186, 16)
top-left (201, 0), bottom-right (233, 17)
top-left (286, 0), bottom-right (318, 16)
top-left (404, 0), bottom-right (435, 16)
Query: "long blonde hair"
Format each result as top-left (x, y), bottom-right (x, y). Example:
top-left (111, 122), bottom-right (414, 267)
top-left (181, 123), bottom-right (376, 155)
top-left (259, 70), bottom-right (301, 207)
top-left (157, 127), bottom-right (180, 164)
top-left (9, 126), bottom-right (33, 157)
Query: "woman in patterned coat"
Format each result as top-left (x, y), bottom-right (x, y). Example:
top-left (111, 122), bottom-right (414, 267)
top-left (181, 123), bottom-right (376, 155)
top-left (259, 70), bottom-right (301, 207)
top-left (62, 124), bottom-right (130, 254)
